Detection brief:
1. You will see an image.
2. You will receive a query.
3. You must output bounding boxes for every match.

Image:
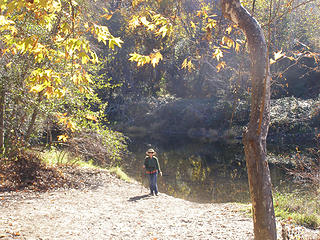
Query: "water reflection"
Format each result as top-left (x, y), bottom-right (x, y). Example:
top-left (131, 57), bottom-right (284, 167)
top-left (125, 143), bottom-right (291, 203)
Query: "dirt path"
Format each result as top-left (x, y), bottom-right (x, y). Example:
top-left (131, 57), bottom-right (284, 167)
top-left (0, 169), bottom-right (319, 240)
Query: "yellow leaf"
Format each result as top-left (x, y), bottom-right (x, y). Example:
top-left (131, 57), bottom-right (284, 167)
top-left (140, 16), bottom-right (149, 26)
top-left (187, 60), bottom-right (195, 72)
top-left (102, 7), bottom-right (110, 14)
top-left (55, 88), bottom-right (65, 98)
top-left (101, 8), bottom-right (113, 20)
top-left (92, 24), bottom-right (111, 44)
top-left (79, 86), bottom-right (84, 93)
top-left (212, 48), bottom-right (223, 61)
top-left (147, 23), bottom-right (155, 31)
top-left (206, 19), bottom-right (216, 29)
top-left (129, 53), bottom-right (138, 62)
top-left (129, 16), bottom-right (140, 29)
top-left (39, 0), bottom-right (48, 8)
top-left (190, 21), bottom-right (196, 29)
top-left (102, 14), bottom-right (113, 20)
top-left (67, 121), bottom-right (76, 131)
top-left (222, 36), bottom-right (234, 48)
top-left (226, 26), bottom-right (232, 34)
top-left (86, 114), bottom-right (98, 121)
top-left (150, 51), bottom-right (163, 67)
top-left (181, 58), bottom-right (188, 70)
top-left (274, 50), bottom-right (285, 61)
top-left (6, 62), bottom-right (12, 68)
top-left (270, 58), bottom-right (276, 65)
top-left (129, 53), bottom-right (150, 67)
top-left (216, 61), bottom-right (226, 72)
top-left (157, 25), bottom-right (168, 38)
top-left (50, 0), bottom-right (62, 12)
top-left (30, 84), bottom-right (46, 93)
top-left (58, 134), bottom-right (69, 142)
top-left (109, 37), bottom-right (123, 50)
top-left (0, 15), bottom-right (15, 26)
top-left (132, 0), bottom-right (146, 7)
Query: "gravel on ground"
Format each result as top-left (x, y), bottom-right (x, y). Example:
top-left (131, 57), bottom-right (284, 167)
top-left (0, 168), bottom-right (319, 240)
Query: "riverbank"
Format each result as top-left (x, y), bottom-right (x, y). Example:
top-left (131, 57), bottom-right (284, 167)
top-left (0, 167), bottom-right (319, 240)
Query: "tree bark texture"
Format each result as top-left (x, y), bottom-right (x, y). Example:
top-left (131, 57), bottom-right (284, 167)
top-left (221, 1), bottom-right (277, 239)
top-left (0, 86), bottom-right (5, 151)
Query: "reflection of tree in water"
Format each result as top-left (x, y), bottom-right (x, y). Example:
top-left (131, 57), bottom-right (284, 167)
top-left (127, 143), bottom-right (289, 203)
top-left (189, 155), bottom-right (209, 182)
top-left (161, 154), bottom-right (209, 200)
top-left (157, 149), bottom-right (251, 203)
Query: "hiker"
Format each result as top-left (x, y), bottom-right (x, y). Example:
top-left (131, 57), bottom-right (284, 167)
top-left (143, 148), bottom-right (162, 196)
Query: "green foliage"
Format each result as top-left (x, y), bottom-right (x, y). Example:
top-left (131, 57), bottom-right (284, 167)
top-left (0, 0), bottom-right (126, 160)
top-left (41, 148), bottom-right (132, 182)
top-left (92, 0), bottom-right (320, 106)
top-left (56, 124), bottom-right (128, 167)
top-left (42, 147), bottom-right (75, 166)
top-left (108, 166), bottom-right (132, 182)
top-left (92, 0), bottom-right (246, 101)
top-left (274, 190), bottom-right (320, 229)
top-left (41, 148), bottom-right (99, 168)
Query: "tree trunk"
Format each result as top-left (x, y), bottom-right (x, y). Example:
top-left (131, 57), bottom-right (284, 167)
top-left (0, 85), bottom-right (5, 152)
top-left (221, 1), bottom-right (277, 239)
top-left (24, 93), bottom-right (42, 143)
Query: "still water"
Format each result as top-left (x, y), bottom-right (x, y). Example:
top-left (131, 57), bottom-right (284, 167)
top-left (124, 141), bottom-right (292, 203)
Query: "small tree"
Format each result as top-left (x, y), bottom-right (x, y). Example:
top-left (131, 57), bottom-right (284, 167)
top-left (126, 1), bottom-right (277, 238)
top-left (221, 0), bottom-right (276, 239)
top-left (0, 0), bottom-right (123, 156)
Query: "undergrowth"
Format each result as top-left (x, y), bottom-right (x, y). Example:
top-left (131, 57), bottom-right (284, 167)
top-left (42, 148), bottom-right (132, 182)
top-left (108, 166), bottom-right (132, 182)
top-left (0, 148), bottom-right (132, 192)
top-left (238, 189), bottom-right (320, 230)
top-left (274, 189), bottom-right (320, 229)
top-left (41, 147), bottom-right (99, 168)
top-left (42, 148), bottom-right (132, 181)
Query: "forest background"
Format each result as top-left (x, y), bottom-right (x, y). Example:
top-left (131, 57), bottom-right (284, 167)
top-left (0, 0), bottom-right (319, 233)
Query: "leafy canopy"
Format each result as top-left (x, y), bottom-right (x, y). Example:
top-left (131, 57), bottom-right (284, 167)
top-left (0, 0), bottom-right (122, 99)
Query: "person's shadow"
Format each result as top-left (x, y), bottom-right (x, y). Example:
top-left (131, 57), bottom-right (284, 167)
top-left (128, 194), bottom-right (151, 202)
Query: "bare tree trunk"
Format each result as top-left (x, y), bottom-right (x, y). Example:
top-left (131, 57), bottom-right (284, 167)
top-left (46, 118), bottom-right (53, 146)
top-left (0, 85), bottom-right (5, 152)
top-left (221, 1), bottom-right (277, 239)
top-left (24, 93), bottom-right (42, 143)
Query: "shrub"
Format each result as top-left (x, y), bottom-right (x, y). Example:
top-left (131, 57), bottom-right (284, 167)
top-left (66, 128), bottom-right (127, 167)
top-left (274, 190), bottom-right (320, 229)
top-left (295, 214), bottom-right (320, 229)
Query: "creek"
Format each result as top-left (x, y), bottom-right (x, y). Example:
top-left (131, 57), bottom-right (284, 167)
top-left (124, 138), bottom-right (300, 203)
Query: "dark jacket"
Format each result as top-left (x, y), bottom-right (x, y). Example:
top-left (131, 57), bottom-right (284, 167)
top-left (144, 156), bottom-right (161, 174)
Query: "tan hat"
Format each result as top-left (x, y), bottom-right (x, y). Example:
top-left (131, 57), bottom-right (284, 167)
top-left (146, 148), bottom-right (156, 155)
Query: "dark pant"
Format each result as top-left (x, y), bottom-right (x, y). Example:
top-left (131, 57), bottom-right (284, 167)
top-left (147, 172), bottom-right (158, 194)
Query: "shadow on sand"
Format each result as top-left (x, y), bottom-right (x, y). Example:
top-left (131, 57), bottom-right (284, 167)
top-left (128, 194), bottom-right (151, 202)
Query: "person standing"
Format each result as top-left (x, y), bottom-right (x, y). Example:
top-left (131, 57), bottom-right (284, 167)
top-left (143, 148), bottom-right (162, 196)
